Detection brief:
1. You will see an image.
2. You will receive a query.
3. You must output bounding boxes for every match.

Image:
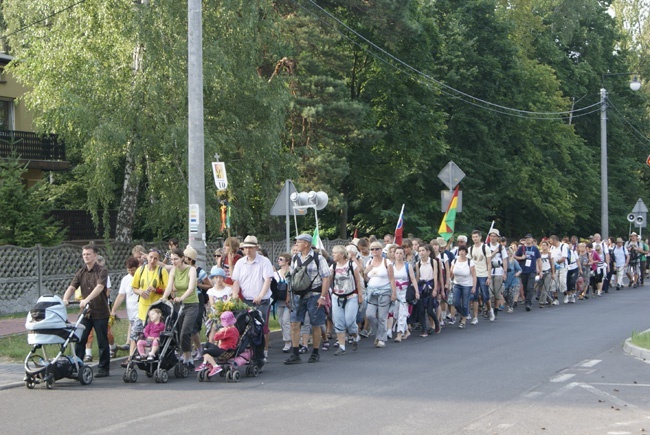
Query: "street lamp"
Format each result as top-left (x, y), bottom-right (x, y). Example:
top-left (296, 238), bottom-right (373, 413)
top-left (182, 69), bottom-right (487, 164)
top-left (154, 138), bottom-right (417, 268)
top-left (600, 73), bottom-right (641, 240)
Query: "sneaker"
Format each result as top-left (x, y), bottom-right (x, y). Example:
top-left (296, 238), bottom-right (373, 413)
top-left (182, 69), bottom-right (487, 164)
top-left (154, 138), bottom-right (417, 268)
top-left (333, 341), bottom-right (340, 348)
top-left (467, 314), bottom-right (472, 321)
top-left (208, 365), bottom-right (222, 377)
top-left (507, 307), bottom-right (513, 313)
top-left (308, 353), bottom-right (320, 363)
top-left (359, 330), bottom-right (370, 338)
top-left (447, 318), bottom-right (456, 325)
top-left (387, 330), bottom-right (392, 340)
top-left (334, 348), bottom-right (346, 356)
top-left (146, 355), bottom-right (154, 361)
top-left (118, 343), bottom-right (130, 351)
top-left (284, 354), bottom-right (302, 365)
top-left (195, 363), bottom-right (207, 372)
top-left (563, 295), bottom-right (569, 304)
top-left (83, 355), bottom-right (93, 363)
top-left (458, 322), bottom-right (465, 329)
top-left (552, 299), bottom-right (560, 306)
top-left (348, 337), bottom-right (354, 345)
top-left (471, 317), bottom-right (478, 325)
top-left (569, 295), bottom-right (576, 304)
top-left (95, 369), bottom-right (109, 378)
top-left (134, 355), bottom-right (142, 361)
top-left (321, 341), bottom-right (330, 351)
top-left (185, 361), bottom-right (194, 371)
top-left (375, 340), bottom-right (386, 348)
top-left (298, 345), bottom-right (308, 354)
top-left (352, 338), bottom-right (359, 351)
top-left (525, 304), bottom-right (531, 311)
top-left (282, 343), bottom-right (291, 353)
top-left (489, 309), bottom-right (495, 321)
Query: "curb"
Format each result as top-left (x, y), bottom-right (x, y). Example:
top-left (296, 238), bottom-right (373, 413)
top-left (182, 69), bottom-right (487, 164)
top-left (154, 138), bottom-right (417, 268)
top-left (623, 334), bottom-right (650, 361)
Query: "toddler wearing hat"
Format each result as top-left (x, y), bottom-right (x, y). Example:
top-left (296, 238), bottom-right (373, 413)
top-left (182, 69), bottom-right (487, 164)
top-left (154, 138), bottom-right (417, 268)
top-left (196, 310), bottom-right (240, 377)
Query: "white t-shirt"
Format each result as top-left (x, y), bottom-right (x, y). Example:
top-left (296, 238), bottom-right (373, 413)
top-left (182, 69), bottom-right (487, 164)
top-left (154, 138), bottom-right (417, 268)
top-left (207, 286), bottom-right (233, 304)
top-left (488, 243), bottom-right (507, 276)
top-left (118, 274), bottom-right (138, 321)
top-left (469, 244), bottom-right (489, 278)
top-left (452, 258), bottom-right (474, 287)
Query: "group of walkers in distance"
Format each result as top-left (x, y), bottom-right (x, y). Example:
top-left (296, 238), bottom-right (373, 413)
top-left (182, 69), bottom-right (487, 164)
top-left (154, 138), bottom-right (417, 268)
top-left (59, 228), bottom-right (649, 377)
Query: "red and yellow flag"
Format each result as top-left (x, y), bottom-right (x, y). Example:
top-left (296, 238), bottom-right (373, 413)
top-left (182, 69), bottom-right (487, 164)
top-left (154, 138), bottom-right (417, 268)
top-left (438, 186), bottom-right (459, 242)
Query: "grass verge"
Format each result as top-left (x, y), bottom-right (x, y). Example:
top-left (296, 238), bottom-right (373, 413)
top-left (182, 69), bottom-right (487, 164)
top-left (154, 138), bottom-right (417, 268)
top-left (630, 330), bottom-right (650, 350)
top-left (0, 311), bottom-right (281, 363)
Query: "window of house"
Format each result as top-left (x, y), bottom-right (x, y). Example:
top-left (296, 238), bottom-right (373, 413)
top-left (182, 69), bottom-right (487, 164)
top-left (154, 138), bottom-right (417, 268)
top-left (0, 99), bottom-right (14, 130)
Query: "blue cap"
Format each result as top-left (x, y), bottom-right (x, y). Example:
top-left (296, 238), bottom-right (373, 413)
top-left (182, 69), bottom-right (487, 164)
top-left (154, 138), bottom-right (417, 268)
top-left (209, 266), bottom-right (226, 278)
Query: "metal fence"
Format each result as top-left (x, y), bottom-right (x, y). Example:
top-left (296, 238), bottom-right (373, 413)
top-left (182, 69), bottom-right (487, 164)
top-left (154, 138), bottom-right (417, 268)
top-left (0, 238), bottom-right (350, 315)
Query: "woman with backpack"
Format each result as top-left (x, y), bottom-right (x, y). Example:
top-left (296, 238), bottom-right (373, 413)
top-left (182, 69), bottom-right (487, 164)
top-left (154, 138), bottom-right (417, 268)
top-left (330, 246), bottom-right (363, 355)
top-left (363, 241), bottom-right (397, 348)
top-left (450, 245), bottom-right (476, 328)
top-left (273, 253), bottom-right (292, 353)
top-left (392, 246), bottom-right (419, 341)
top-left (414, 244), bottom-right (440, 337)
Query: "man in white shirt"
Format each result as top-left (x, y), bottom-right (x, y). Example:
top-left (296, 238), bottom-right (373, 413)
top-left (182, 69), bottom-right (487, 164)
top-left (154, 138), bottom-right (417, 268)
top-left (469, 230), bottom-right (492, 324)
top-left (550, 235), bottom-right (570, 303)
top-left (487, 229), bottom-right (508, 319)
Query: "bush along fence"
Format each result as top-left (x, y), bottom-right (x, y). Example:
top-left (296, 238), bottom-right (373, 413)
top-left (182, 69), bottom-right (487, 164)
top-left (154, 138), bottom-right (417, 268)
top-left (0, 238), bottom-right (350, 315)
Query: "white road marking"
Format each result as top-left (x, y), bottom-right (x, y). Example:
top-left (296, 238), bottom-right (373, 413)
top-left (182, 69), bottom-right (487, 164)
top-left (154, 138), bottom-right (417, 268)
top-left (576, 359), bottom-right (602, 368)
top-left (578, 383), bottom-right (637, 409)
top-left (548, 381), bottom-right (580, 397)
top-left (550, 373), bottom-right (576, 383)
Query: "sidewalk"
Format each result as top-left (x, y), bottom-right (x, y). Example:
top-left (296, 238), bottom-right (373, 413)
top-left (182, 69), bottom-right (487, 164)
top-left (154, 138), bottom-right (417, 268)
top-left (0, 309), bottom-right (128, 390)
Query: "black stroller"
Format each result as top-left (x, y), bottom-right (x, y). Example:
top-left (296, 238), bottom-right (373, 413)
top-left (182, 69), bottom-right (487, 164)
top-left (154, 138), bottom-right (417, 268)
top-left (23, 295), bottom-right (94, 389)
top-left (197, 308), bottom-right (265, 383)
top-left (123, 299), bottom-right (188, 383)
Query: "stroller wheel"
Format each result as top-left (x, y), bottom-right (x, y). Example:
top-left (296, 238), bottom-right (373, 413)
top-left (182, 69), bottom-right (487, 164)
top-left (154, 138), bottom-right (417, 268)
top-left (128, 368), bottom-right (138, 383)
top-left (123, 371), bottom-right (131, 383)
top-left (232, 370), bottom-right (241, 383)
top-left (225, 370), bottom-right (233, 382)
top-left (251, 365), bottom-right (259, 378)
top-left (197, 370), bottom-right (205, 382)
top-left (25, 378), bottom-right (35, 389)
top-left (160, 369), bottom-right (169, 383)
top-left (79, 366), bottom-right (94, 385)
top-left (45, 377), bottom-right (54, 390)
top-left (153, 369), bottom-right (162, 383)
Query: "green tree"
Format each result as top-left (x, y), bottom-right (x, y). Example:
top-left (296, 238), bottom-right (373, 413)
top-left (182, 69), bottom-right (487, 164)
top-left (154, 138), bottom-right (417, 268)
top-left (0, 156), bottom-right (65, 246)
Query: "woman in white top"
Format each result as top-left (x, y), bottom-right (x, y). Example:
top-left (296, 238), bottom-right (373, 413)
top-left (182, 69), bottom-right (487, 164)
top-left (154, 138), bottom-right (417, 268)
top-left (330, 246), bottom-right (363, 355)
top-left (415, 244), bottom-right (440, 337)
top-left (273, 253), bottom-right (291, 352)
top-left (537, 241), bottom-right (555, 307)
top-left (450, 245), bottom-right (476, 328)
top-left (363, 241), bottom-right (397, 348)
top-left (392, 246), bottom-right (419, 341)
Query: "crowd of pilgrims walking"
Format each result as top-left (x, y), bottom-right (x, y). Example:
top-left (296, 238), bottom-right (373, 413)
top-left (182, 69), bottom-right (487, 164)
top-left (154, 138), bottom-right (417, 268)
top-left (104, 230), bottom-right (648, 371)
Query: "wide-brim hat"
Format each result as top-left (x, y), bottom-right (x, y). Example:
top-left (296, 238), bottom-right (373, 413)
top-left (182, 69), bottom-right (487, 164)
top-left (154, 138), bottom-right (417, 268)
top-left (209, 266), bottom-right (226, 278)
top-left (435, 237), bottom-right (447, 247)
top-left (183, 246), bottom-right (198, 261)
top-left (240, 235), bottom-right (259, 248)
top-left (220, 311), bottom-right (236, 327)
top-left (489, 229), bottom-right (500, 236)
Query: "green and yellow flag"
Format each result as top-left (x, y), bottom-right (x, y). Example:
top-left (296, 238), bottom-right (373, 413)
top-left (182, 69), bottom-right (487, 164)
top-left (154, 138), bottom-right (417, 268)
top-left (438, 185), bottom-right (459, 242)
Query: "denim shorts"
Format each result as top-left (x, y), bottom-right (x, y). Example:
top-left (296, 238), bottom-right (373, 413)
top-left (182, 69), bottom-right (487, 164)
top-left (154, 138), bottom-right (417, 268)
top-left (471, 276), bottom-right (490, 302)
top-left (290, 293), bottom-right (326, 327)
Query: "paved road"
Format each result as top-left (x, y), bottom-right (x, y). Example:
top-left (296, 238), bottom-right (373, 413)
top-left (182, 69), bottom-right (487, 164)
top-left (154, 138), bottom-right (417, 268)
top-left (2, 288), bottom-right (650, 434)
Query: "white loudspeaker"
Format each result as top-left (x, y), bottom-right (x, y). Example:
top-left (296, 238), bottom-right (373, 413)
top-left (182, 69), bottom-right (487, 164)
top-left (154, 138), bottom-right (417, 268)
top-left (291, 192), bottom-right (311, 208)
top-left (628, 213), bottom-right (637, 223)
top-left (636, 215), bottom-right (645, 226)
top-left (311, 191), bottom-right (329, 210)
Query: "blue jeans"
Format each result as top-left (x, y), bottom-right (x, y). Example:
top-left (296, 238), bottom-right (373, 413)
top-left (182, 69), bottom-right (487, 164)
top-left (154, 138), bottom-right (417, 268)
top-left (452, 284), bottom-right (472, 318)
top-left (471, 276), bottom-right (489, 302)
top-left (332, 295), bottom-right (359, 335)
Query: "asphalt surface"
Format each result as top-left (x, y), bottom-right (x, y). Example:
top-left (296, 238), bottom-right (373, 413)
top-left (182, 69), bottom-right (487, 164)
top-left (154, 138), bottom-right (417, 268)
top-left (1, 289), bottom-right (650, 434)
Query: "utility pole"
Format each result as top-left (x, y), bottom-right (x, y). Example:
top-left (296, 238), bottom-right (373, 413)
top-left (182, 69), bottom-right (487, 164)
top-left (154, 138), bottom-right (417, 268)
top-left (188, 0), bottom-right (206, 268)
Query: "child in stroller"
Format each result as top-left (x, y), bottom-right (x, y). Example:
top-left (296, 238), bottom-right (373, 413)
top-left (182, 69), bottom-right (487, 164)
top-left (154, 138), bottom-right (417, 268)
top-left (123, 299), bottom-right (185, 383)
top-left (196, 311), bottom-right (239, 377)
top-left (135, 308), bottom-right (165, 361)
top-left (197, 308), bottom-right (265, 382)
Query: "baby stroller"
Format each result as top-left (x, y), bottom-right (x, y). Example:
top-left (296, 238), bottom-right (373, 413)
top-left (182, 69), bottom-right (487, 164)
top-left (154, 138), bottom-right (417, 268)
top-left (197, 308), bottom-right (265, 383)
top-left (123, 299), bottom-right (187, 384)
top-left (23, 295), bottom-right (93, 389)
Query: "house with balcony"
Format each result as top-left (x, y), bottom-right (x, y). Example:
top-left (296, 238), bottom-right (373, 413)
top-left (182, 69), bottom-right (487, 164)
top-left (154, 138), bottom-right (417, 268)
top-left (0, 53), bottom-right (70, 187)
